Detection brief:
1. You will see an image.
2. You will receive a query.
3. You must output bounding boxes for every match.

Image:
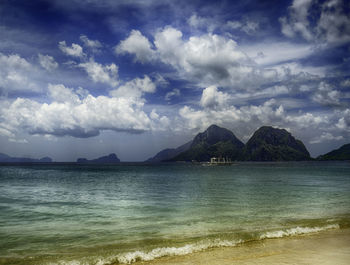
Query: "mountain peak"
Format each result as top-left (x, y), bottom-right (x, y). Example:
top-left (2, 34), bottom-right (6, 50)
top-left (245, 126), bottom-right (310, 161)
top-left (173, 125), bottom-right (244, 162)
top-left (192, 124), bottom-right (242, 147)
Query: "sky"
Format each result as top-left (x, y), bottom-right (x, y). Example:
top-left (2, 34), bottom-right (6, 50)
top-left (0, 0), bottom-right (349, 161)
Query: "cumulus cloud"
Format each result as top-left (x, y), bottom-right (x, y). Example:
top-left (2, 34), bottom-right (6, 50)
top-left (0, 84), bottom-right (158, 138)
top-left (116, 30), bottom-right (155, 63)
top-left (200, 85), bottom-right (230, 109)
top-left (280, 0), bottom-right (350, 45)
top-left (309, 132), bottom-right (343, 144)
top-left (78, 59), bottom-right (119, 87)
top-left (178, 97), bottom-right (336, 144)
top-left (110, 75), bottom-right (156, 99)
top-left (38, 54), bottom-right (58, 71)
top-left (118, 27), bottom-right (320, 90)
top-left (312, 81), bottom-right (341, 106)
top-left (0, 53), bottom-right (41, 94)
top-left (79, 35), bottom-right (102, 52)
top-left (59, 41), bottom-right (85, 57)
top-left (336, 109), bottom-right (350, 132)
top-left (48, 83), bottom-right (80, 104)
top-left (154, 27), bottom-right (257, 88)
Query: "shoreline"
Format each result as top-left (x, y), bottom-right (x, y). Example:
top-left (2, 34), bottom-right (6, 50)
top-left (134, 228), bottom-right (350, 265)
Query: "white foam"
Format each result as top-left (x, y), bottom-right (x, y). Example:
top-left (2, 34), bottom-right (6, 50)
top-left (46, 224), bottom-right (340, 265)
top-left (259, 224), bottom-right (339, 240)
top-left (115, 238), bottom-right (242, 264)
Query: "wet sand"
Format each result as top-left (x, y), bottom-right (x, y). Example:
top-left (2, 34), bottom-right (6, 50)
top-left (137, 228), bottom-right (350, 265)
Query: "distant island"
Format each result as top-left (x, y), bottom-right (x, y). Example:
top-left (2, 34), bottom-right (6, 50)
top-left (0, 153), bottom-right (52, 163)
top-left (147, 124), bottom-right (317, 162)
top-left (77, 153), bottom-right (120, 163)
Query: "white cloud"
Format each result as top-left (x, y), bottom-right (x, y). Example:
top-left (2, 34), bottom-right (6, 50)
top-left (59, 41), bottom-right (85, 57)
top-left (200, 85), bottom-right (230, 109)
top-left (279, 0), bottom-right (314, 41)
top-left (154, 27), bottom-right (256, 88)
top-left (0, 53), bottom-right (41, 93)
top-left (154, 27), bottom-right (184, 66)
top-left (79, 35), bottom-right (102, 52)
top-left (117, 27), bottom-right (319, 90)
top-left (178, 97), bottom-right (335, 144)
top-left (341, 79), bottom-right (350, 87)
top-left (165, 88), bottom-right (180, 101)
top-left (280, 0), bottom-right (350, 45)
top-left (312, 81), bottom-right (341, 106)
top-left (116, 30), bottom-right (155, 63)
top-left (226, 20), bottom-right (259, 35)
top-left (336, 109), bottom-right (350, 132)
top-left (78, 59), bottom-right (119, 87)
top-left (110, 75), bottom-right (156, 99)
top-left (234, 85), bottom-right (290, 100)
top-left (179, 99), bottom-right (286, 134)
top-left (309, 132), bottom-right (343, 144)
top-left (38, 54), bottom-right (58, 71)
top-left (188, 13), bottom-right (207, 28)
top-left (48, 83), bottom-right (80, 104)
top-left (242, 42), bottom-right (313, 66)
top-left (187, 13), bottom-right (219, 32)
top-left (0, 84), bottom-right (159, 138)
top-left (316, 0), bottom-right (350, 45)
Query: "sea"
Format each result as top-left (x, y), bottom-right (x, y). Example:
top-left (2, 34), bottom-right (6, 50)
top-left (0, 161), bottom-right (350, 265)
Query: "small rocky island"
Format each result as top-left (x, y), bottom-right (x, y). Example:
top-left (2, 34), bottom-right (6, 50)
top-left (0, 153), bottom-right (52, 163)
top-left (76, 153), bottom-right (120, 163)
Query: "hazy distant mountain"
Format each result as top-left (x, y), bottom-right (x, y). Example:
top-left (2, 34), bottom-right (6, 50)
top-left (0, 153), bottom-right (53, 163)
top-left (171, 124), bottom-right (245, 162)
top-left (77, 153), bottom-right (120, 163)
top-left (146, 141), bottom-right (192, 162)
top-left (244, 126), bottom-right (310, 161)
top-left (317, 143), bottom-right (350, 160)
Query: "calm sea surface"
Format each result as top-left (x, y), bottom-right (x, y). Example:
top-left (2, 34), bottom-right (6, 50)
top-left (0, 162), bottom-right (350, 264)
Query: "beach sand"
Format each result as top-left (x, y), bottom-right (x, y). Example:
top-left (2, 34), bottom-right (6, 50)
top-left (136, 228), bottom-right (350, 265)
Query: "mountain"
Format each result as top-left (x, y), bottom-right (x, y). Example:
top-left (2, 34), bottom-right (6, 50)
top-left (244, 126), bottom-right (310, 161)
top-left (171, 124), bottom-right (245, 162)
top-left (77, 153), bottom-right (120, 163)
top-left (146, 140), bottom-right (192, 162)
top-left (317, 143), bottom-right (350, 160)
top-left (0, 153), bottom-right (53, 163)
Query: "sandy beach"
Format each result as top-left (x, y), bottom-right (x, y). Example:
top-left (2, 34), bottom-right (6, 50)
top-left (137, 228), bottom-right (350, 265)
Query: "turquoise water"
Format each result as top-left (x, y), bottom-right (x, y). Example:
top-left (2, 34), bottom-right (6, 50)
top-left (0, 162), bottom-right (350, 264)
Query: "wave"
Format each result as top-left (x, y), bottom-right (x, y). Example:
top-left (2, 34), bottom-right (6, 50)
top-left (47, 223), bottom-right (340, 265)
top-left (114, 238), bottom-right (242, 264)
top-left (115, 224), bottom-right (340, 264)
top-left (259, 224), bottom-right (339, 239)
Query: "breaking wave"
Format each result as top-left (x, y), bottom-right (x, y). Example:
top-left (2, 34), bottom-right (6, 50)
top-left (259, 224), bottom-right (339, 239)
top-left (49, 223), bottom-right (340, 265)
